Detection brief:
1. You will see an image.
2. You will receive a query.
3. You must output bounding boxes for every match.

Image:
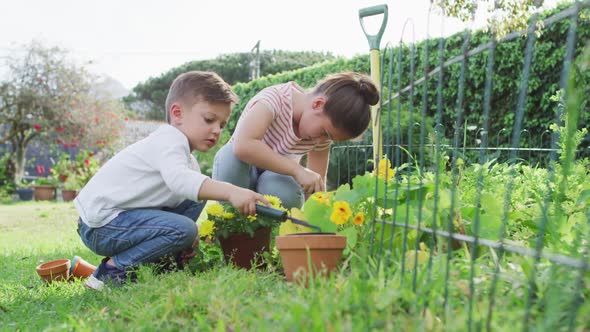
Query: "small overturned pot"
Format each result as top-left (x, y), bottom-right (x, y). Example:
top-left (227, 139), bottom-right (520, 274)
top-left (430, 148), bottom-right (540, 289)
top-left (36, 259), bottom-right (71, 283)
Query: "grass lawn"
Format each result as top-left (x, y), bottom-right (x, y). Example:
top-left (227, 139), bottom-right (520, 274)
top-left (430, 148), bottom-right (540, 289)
top-left (1, 201), bottom-right (587, 331)
top-left (0, 201), bottom-right (420, 331)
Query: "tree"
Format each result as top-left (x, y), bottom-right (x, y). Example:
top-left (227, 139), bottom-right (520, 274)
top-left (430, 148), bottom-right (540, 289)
top-left (0, 41), bottom-right (127, 183)
top-left (433, 0), bottom-right (547, 38)
top-left (125, 50), bottom-right (336, 120)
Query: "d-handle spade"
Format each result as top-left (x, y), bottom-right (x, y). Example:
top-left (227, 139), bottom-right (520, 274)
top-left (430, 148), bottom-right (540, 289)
top-left (359, 4), bottom-right (388, 162)
top-left (255, 204), bottom-right (322, 233)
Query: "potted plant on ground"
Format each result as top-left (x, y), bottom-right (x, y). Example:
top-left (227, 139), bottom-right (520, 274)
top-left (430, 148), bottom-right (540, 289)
top-left (61, 172), bottom-right (82, 201)
top-left (275, 192), bottom-right (355, 283)
top-left (15, 180), bottom-right (34, 201)
top-left (50, 152), bottom-right (74, 183)
top-left (32, 177), bottom-right (58, 201)
top-left (275, 159), bottom-right (398, 283)
top-left (199, 195), bottom-right (286, 270)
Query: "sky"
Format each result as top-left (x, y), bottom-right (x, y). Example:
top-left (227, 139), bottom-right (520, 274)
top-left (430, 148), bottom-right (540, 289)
top-left (0, 0), bottom-right (556, 90)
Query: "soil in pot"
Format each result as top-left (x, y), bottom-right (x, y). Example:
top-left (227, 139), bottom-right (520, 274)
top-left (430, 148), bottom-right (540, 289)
top-left (218, 227), bottom-right (271, 270)
top-left (36, 259), bottom-right (71, 283)
top-left (275, 233), bottom-right (346, 283)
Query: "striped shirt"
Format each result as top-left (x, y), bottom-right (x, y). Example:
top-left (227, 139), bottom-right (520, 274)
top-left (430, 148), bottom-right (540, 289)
top-left (230, 82), bottom-right (332, 162)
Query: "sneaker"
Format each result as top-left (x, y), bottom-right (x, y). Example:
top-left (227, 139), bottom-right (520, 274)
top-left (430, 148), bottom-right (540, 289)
top-left (85, 257), bottom-right (136, 291)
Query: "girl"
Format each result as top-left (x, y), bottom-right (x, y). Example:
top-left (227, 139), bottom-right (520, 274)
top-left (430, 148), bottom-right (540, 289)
top-left (213, 72), bottom-right (379, 209)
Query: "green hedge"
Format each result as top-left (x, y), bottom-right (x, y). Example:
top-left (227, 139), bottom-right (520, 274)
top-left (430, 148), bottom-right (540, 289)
top-left (229, 4), bottom-right (589, 153)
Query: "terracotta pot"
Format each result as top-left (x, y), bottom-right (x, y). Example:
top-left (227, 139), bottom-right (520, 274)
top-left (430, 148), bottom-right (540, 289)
top-left (62, 189), bottom-right (78, 202)
top-left (33, 185), bottom-right (56, 201)
top-left (218, 227), bottom-right (271, 270)
top-left (69, 256), bottom-right (96, 279)
top-left (275, 234), bottom-right (347, 283)
top-left (36, 259), bottom-right (70, 283)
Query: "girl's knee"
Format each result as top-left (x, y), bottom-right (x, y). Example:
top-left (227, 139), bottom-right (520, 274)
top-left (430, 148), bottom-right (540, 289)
top-left (257, 173), bottom-right (304, 209)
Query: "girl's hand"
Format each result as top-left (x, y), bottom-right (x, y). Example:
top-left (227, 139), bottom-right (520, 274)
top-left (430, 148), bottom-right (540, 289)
top-left (228, 187), bottom-right (270, 215)
top-left (293, 167), bottom-right (325, 196)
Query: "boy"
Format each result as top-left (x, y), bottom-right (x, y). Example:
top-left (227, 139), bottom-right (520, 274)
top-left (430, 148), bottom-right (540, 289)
top-left (75, 71), bottom-right (268, 291)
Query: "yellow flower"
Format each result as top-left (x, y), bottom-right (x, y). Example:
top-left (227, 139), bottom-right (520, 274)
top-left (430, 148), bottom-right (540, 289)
top-left (375, 158), bottom-right (395, 181)
top-left (247, 214), bottom-right (257, 222)
top-left (221, 212), bottom-right (235, 219)
top-left (205, 203), bottom-right (224, 217)
top-left (329, 201), bottom-right (352, 225)
top-left (199, 220), bottom-right (216, 239)
top-left (352, 212), bottom-right (365, 225)
top-left (265, 195), bottom-right (283, 209)
top-left (311, 192), bottom-right (331, 206)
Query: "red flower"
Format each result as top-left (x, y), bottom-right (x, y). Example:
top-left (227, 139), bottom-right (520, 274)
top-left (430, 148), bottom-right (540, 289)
top-left (56, 127), bottom-right (64, 132)
top-left (84, 159), bottom-right (90, 166)
top-left (33, 124), bottom-right (41, 131)
top-left (63, 143), bottom-right (69, 148)
top-left (35, 165), bottom-right (46, 176)
top-left (56, 139), bottom-right (63, 144)
top-left (89, 152), bottom-right (95, 157)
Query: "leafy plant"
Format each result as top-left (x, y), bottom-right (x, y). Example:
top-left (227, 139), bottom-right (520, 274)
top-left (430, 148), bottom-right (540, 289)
top-left (73, 149), bottom-right (99, 187)
top-left (200, 195), bottom-right (286, 239)
top-left (62, 172), bottom-right (83, 190)
top-left (279, 159), bottom-right (403, 255)
top-left (49, 152), bottom-right (75, 180)
top-left (33, 177), bottom-right (58, 187)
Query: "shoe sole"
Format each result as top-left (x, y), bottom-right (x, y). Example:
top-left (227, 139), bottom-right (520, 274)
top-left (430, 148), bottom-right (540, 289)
top-left (85, 275), bottom-right (105, 291)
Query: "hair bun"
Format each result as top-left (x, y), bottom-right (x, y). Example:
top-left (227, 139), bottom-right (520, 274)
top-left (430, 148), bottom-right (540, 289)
top-left (359, 79), bottom-right (380, 106)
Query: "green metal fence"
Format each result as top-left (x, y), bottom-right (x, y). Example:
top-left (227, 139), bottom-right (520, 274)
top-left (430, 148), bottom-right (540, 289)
top-left (334, 1), bottom-right (589, 330)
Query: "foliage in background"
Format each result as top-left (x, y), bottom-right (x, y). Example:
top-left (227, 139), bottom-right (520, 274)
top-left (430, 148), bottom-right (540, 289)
top-left (125, 50), bottom-right (336, 120)
top-left (0, 41), bottom-right (128, 184)
top-left (433, 0), bottom-right (547, 39)
top-left (223, 3), bottom-right (589, 186)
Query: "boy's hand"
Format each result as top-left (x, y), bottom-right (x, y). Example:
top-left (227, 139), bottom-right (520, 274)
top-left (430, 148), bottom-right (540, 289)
top-left (293, 167), bottom-right (325, 196)
top-left (228, 187), bottom-right (270, 215)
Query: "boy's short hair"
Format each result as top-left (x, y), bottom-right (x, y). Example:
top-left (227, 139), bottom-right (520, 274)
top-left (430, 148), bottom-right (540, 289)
top-left (165, 71), bottom-right (238, 123)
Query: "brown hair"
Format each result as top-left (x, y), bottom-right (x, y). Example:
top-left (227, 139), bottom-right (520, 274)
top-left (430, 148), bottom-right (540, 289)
top-left (165, 71), bottom-right (238, 123)
top-left (311, 72), bottom-right (379, 138)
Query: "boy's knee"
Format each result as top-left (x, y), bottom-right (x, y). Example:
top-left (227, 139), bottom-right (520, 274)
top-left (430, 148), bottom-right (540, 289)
top-left (177, 218), bottom-right (197, 248)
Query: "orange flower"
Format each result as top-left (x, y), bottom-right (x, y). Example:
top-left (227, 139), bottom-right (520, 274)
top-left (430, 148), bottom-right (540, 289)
top-left (353, 212), bottom-right (365, 225)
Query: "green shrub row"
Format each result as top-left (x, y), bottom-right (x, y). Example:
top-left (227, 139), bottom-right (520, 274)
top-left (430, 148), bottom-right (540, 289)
top-left (228, 4), bottom-right (589, 158)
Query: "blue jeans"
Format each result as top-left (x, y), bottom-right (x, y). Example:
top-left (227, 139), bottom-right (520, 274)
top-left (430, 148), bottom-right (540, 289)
top-left (213, 143), bottom-right (304, 209)
top-left (78, 200), bottom-right (205, 269)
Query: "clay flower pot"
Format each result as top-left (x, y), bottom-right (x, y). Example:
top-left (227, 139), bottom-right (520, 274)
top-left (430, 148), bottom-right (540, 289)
top-left (275, 234), bottom-right (347, 283)
top-left (61, 189), bottom-right (78, 202)
top-left (33, 185), bottom-right (56, 201)
top-left (36, 259), bottom-right (71, 283)
top-left (69, 256), bottom-right (96, 279)
top-left (218, 227), bottom-right (271, 270)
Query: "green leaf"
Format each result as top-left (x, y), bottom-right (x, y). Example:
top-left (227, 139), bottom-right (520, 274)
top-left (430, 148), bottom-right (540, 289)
top-left (302, 198), bottom-right (337, 233)
top-left (338, 227), bottom-right (358, 252)
top-left (577, 189), bottom-right (590, 204)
